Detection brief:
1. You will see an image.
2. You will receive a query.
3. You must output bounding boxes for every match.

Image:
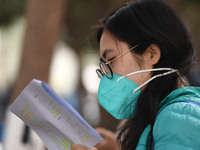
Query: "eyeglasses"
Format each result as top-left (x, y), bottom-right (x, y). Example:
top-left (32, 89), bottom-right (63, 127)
top-left (96, 44), bottom-right (140, 79)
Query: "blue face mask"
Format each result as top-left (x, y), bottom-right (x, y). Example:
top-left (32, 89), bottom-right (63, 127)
top-left (98, 68), bottom-right (181, 120)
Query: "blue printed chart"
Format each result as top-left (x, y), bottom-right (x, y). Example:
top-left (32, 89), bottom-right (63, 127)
top-left (9, 79), bottom-right (103, 150)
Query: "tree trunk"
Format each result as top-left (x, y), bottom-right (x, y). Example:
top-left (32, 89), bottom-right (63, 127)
top-left (11, 0), bottom-right (68, 102)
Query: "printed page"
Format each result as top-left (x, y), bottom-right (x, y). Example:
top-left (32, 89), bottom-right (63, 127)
top-left (9, 79), bottom-right (103, 150)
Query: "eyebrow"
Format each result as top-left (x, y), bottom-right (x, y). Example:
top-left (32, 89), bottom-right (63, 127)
top-left (101, 48), bottom-right (115, 60)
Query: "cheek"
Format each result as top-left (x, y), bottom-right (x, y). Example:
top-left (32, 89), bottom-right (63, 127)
top-left (111, 55), bottom-right (141, 75)
top-left (110, 61), bottom-right (130, 76)
top-left (111, 59), bottom-right (142, 82)
top-left (113, 58), bottom-right (151, 86)
top-left (128, 72), bottom-right (152, 87)
top-left (122, 58), bottom-right (141, 74)
top-left (127, 74), bottom-right (142, 86)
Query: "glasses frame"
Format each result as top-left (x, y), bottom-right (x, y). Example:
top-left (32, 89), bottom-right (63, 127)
top-left (96, 44), bottom-right (140, 79)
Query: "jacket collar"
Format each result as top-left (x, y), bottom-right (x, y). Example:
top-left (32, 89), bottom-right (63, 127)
top-left (159, 86), bottom-right (200, 109)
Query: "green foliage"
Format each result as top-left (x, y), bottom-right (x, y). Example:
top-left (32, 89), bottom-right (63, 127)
top-left (180, 0), bottom-right (200, 7)
top-left (0, 0), bottom-right (25, 26)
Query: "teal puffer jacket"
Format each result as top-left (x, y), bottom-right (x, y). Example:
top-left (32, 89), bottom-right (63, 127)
top-left (136, 87), bottom-right (200, 150)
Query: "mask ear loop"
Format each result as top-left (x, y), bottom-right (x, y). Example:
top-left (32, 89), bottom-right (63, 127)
top-left (116, 68), bottom-right (180, 94)
top-left (132, 69), bottom-right (178, 93)
top-left (117, 68), bottom-right (175, 82)
top-left (177, 72), bottom-right (189, 86)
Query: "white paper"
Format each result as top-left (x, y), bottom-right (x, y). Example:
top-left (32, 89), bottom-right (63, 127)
top-left (9, 79), bottom-right (103, 150)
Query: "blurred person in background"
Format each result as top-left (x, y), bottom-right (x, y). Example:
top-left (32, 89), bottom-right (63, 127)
top-left (71, 0), bottom-right (200, 150)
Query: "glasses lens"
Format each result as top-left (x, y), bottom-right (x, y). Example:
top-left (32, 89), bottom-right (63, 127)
top-left (96, 69), bottom-right (103, 79)
top-left (100, 62), bottom-right (112, 79)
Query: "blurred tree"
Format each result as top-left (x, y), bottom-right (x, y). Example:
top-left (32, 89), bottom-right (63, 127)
top-left (9, 0), bottom-right (68, 149)
top-left (182, 0), bottom-right (200, 5)
top-left (179, 1), bottom-right (200, 60)
top-left (0, 0), bottom-right (25, 25)
top-left (165, 0), bottom-right (200, 60)
top-left (65, 0), bottom-right (127, 52)
top-left (11, 0), bottom-right (67, 100)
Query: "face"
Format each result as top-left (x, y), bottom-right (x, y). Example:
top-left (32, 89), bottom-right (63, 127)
top-left (99, 30), bottom-right (153, 86)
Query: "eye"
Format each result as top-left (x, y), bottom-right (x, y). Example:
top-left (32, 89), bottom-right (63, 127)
top-left (108, 57), bottom-right (115, 64)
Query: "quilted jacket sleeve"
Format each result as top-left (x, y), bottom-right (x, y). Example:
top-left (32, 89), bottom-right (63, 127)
top-left (153, 102), bottom-right (200, 150)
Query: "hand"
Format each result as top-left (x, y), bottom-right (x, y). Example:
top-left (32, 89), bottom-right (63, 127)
top-left (95, 127), bottom-right (121, 150)
top-left (71, 144), bottom-right (98, 150)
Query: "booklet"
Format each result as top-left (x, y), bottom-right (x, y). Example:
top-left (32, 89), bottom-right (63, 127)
top-left (9, 79), bottom-right (103, 150)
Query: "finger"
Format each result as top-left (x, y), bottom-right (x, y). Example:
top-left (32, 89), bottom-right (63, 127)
top-left (95, 127), bottom-right (116, 138)
top-left (91, 147), bottom-right (98, 150)
top-left (71, 144), bottom-right (90, 150)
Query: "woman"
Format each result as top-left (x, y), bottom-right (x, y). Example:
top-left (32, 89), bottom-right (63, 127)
top-left (72, 0), bottom-right (200, 149)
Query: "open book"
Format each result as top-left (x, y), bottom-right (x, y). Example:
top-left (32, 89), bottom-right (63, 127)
top-left (9, 79), bottom-right (103, 150)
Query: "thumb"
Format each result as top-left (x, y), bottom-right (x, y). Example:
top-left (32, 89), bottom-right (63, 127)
top-left (91, 147), bottom-right (98, 150)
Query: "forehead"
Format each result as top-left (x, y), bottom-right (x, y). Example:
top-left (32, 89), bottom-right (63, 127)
top-left (100, 31), bottom-right (117, 53)
top-left (99, 31), bottom-right (130, 59)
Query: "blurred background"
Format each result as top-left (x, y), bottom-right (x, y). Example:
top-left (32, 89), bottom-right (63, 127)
top-left (0, 0), bottom-right (200, 149)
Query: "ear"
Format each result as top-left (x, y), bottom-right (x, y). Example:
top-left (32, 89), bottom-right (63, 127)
top-left (143, 44), bottom-right (161, 65)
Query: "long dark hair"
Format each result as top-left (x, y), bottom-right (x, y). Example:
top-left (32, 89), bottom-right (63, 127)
top-left (96, 0), bottom-right (196, 149)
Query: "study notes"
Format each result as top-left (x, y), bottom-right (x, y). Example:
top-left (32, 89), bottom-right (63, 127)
top-left (9, 79), bottom-right (103, 150)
